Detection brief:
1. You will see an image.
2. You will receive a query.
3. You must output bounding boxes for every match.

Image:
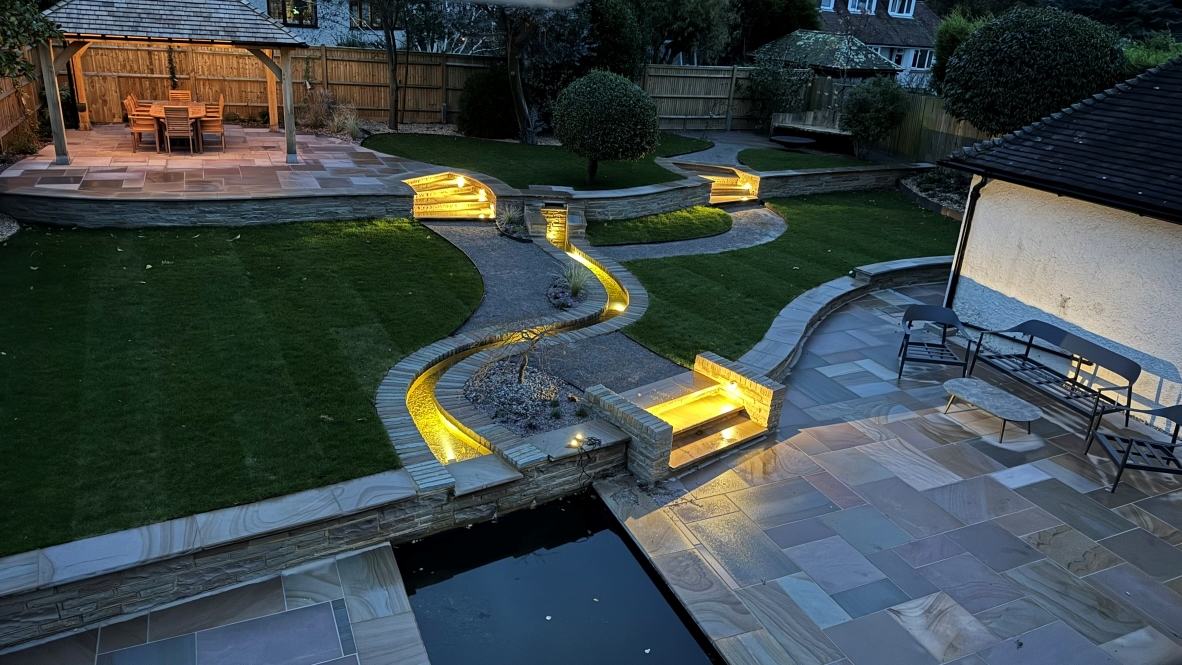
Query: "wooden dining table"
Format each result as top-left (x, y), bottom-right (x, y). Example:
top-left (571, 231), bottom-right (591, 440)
top-left (147, 102), bottom-right (207, 153)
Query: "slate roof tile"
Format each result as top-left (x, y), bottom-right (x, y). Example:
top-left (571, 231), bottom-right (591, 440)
top-left (942, 58), bottom-right (1182, 225)
top-left (819, 0), bottom-right (940, 49)
top-left (43, 0), bottom-right (306, 47)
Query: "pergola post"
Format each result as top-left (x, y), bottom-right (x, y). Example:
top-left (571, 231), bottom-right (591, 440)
top-left (280, 47), bottom-right (297, 164)
top-left (266, 49), bottom-right (279, 133)
top-left (36, 42), bottom-right (70, 165)
top-left (70, 46), bottom-right (91, 131)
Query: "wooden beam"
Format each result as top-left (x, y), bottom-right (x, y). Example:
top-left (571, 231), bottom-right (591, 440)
top-left (265, 48), bottom-right (278, 132)
top-left (280, 47), bottom-right (297, 164)
top-left (52, 40), bottom-right (89, 71)
top-left (246, 48), bottom-right (282, 80)
top-left (38, 43), bottom-right (70, 164)
top-left (71, 49), bottom-right (90, 130)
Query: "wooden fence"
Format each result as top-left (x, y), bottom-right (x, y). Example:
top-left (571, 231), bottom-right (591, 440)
top-left (642, 65), bottom-right (759, 131)
top-left (74, 43), bottom-right (499, 125)
top-left (0, 50), bottom-right (41, 152)
top-left (772, 76), bottom-right (990, 163)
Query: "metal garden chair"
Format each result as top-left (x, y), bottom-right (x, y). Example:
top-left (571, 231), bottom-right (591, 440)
top-left (1085, 403), bottom-right (1182, 492)
top-left (897, 305), bottom-right (974, 380)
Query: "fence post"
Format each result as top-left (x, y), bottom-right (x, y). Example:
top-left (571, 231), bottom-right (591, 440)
top-left (188, 46), bottom-right (198, 99)
top-left (725, 65), bottom-right (737, 131)
top-left (440, 56), bottom-right (448, 123)
top-left (321, 45), bottom-right (329, 91)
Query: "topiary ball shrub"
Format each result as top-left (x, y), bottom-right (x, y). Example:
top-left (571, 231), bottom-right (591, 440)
top-left (839, 76), bottom-right (907, 159)
top-left (456, 68), bottom-right (518, 140)
top-left (552, 70), bottom-right (660, 184)
top-left (942, 8), bottom-right (1125, 135)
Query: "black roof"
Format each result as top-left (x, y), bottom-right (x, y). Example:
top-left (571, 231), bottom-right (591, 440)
top-left (819, 0), bottom-right (940, 49)
top-left (942, 58), bottom-right (1182, 226)
top-left (43, 0), bottom-right (306, 48)
top-left (753, 30), bottom-right (902, 76)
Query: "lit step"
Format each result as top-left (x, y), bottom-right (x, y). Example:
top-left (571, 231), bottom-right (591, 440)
top-left (651, 392), bottom-right (746, 436)
top-left (669, 414), bottom-right (768, 470)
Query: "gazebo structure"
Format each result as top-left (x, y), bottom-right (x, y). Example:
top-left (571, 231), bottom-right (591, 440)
top-left (38, 0), bottom-right (307, 165)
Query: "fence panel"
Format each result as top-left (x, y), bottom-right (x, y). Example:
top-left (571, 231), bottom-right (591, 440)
top-left (642, 65), bottom-right (759, 131)
top-left (74, 44), bottom-right (497, 126)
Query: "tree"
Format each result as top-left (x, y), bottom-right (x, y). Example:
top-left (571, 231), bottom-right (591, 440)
top-left (745, 51), bottom-right (813, 126)
top-left (0, 0), bottom-right (60, 84)
top-left (586, 0), bottom-right (644, 78)
top-left (942, 8), bottom-right (1125, 135)
top-left (839, 76), bottom-right (907, 159)
top-left (368, 0), bottom-right (417, 129)
top-left (729, 0), bottom-right (819, 61)
top-left (552, 70), bottom-right (660, 183)
top-left (457, 68), bottom-right (518, 139)
top-left (1124, 31), bottom-right (1182, 75)
top-left (1043, 0), bottom-right (1182, 39)
top-left (632, 0), bottom-right (735, 64)
top-left (929, 10), bottom-right (987, 94)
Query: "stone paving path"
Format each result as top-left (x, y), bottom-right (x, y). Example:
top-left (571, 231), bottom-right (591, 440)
top-left (0, 544), bottom-right (429, 665)
top-left (672, 130), bottom-right (783, 167)
top-left (599, 205), bottom-right (786, 262)
top-left (599, 283), bottom-right (1182, 665)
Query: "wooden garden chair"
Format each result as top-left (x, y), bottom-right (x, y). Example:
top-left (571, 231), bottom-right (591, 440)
top-left (199, 94), bottom-right (226, 152)
top-left (162, 106), bottom-right (197, 154)
top-left (124, 97), bottom-right (158, 153)
top-left (168, 89), bottom-right (193, 102)
top-left (127, 93), bottom-right (151, 113)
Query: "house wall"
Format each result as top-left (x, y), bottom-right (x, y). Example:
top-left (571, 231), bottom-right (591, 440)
top-left (243, 0), bottom-right (380, 46)
top-left (953, 177), bottom-right (1182, 414)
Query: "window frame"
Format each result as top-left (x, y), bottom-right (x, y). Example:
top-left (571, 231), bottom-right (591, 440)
top-left (267, 0), bottom-right (318, 28)
top-left (349, 0), bottom-right (384, 28)
top-left (910, 48), bottom-right (933, 70)
top-left (887, 0), bottom-right (915, 17)
top-left (847, 0), bottom-right (876, 14)
top-left (820, 0), bottom-right (835, 11)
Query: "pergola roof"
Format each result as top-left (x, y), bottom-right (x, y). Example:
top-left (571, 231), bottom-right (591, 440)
top-left (43, 0), bottom-right (307, 48)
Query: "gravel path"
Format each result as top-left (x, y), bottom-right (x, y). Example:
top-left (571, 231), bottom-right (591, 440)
top-left (542, 332), bottom-right (683, 393)
top-left (599, 205), bottom-right (786, 261)
top-left (424, 222), bottom-right (558, 333)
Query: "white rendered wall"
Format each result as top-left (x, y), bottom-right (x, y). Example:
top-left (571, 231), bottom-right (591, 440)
top-left (953, 177), bottom-right (1182, 415)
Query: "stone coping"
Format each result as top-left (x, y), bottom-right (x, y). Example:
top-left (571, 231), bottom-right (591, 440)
top-left (0, 470), bottom-right (415, 598)
top-left (738, 256), bottom-right (953, 382)
top-left (897, 178), bottom-right (965, 221)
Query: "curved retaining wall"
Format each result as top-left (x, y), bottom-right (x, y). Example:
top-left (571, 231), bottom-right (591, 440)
top-left (738, 256), bottom-right (954, 383)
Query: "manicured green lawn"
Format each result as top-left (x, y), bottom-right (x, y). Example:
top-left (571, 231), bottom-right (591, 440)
top-left (622, 192), bottom-right (959, 366)
top-left (738, 148), bottom-right (871, 172)
top-left (586, 206), bottom-right (732, 246)
top-left (0, 220), bottom-right (482, 556)
top-left (363, 132), bottom-right (712, 191)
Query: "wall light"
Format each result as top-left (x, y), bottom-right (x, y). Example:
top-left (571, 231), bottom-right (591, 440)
top-left (455, 176), bottom-right (466, 187)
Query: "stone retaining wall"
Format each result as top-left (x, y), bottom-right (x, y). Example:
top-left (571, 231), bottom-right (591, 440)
top-left (0, 445), bottom-right (625, 653)
top-left (753, 165), bottom-right (930, 198)
top-left (565, 180), bottom-right (712, 222)
top-left (585, 386), bottom-right (672, 484)
top-left (1, 193), bottom-right (416, 227)
top-left (693, 352), bottom-right (786, 430)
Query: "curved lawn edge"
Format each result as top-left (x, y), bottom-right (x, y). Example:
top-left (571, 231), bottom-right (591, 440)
top-left (586, 206), bottom-right (733, 246)
top-left (737, 147), bottom-right (872, 172)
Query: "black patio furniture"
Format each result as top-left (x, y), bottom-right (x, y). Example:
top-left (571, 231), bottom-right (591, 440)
top-left (1085, 403), bottom-right (1182, 492)
top-left (968, 320), bottom-right (1141, 426)
top-left (897, 305), bottom-right (974, 380)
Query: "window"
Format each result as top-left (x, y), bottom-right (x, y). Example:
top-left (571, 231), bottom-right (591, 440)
top-left (267, 0), bottom-right (317, 27)
top-left (885, 47), bottom-right (907, 66)
top-left (847, 0), bottom-right (876, 13)
top-left (910, 48), bottom-right (933, 70)
top-left (820, 0), bottom-right (835, 11)
top-left (350, 0), bottom-right (383, 28)
top-left (887, 0), bottom-right (915, 16)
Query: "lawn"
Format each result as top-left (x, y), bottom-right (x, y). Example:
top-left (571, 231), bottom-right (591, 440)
top-left (363, 132), bottom-right (712, 191)
top-left (0, 220), bottom-right (483, 556)
top-left (622, 192), bottom-right (959, 366)
top-left (738, 148), bottom-right (871, 172)
top-left (586, 206), bottom-right (732, 246)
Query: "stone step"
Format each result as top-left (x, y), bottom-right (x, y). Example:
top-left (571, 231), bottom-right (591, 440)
top-left (669, 414), bottom-right (767, 470)
top-left (650, 392), bottom-right (746, 436)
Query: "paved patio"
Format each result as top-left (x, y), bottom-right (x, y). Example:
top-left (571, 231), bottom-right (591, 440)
top-left (0, 544), bottom-right (428, 665)
top-left (599, 284), bottom-right (1182, 665)
top-left (0, 125), bottom-right (423, 200)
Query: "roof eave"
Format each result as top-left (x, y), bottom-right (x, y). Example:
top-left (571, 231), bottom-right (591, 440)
top-left (939, 158), bottom-right (1182, 227)
top-left (57, 31), bottom-right (308, 48)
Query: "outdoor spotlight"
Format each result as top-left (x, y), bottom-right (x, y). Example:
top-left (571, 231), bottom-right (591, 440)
top-left (568, 438), bottom-right (581, 449)
top-left (455, 176), bottom-right (466, 187)
top-left (743, 182), bottom-right (752, 190)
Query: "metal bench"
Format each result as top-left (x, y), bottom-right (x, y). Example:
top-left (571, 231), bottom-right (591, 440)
top-left (968, 320), bottom-right (1141, 426)
top-left (1085, 404), bottom-right (1182, 492)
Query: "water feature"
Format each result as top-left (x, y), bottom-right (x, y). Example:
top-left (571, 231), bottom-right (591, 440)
top-left (396, 493), bottom-right (722, 665)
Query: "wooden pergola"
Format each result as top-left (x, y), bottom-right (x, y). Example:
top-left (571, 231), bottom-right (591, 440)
top-left (39, 0), bottom-right (308, 165)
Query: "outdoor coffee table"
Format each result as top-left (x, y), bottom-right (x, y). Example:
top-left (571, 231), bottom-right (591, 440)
top-left (944, 377), bottom-right (1043, 443)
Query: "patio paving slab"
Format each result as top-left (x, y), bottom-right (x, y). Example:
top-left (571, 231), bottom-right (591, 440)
top-left (824, 610), bottom-right (939, 665)
top-left (972, 597), bottom-right (1058, 640)
top-left (1097, 528), bottom-right (1182, 582)
top-left (687, 512), bottom-right (802, 586)
top-left (819, 504), bottom-right (913, 554)
top-left (865, 549), bottom-right (940, 599)
top-left (918, 554), bottom-right (1025, 613)
top-left (1014, 480), bottom-right (1135, 541)
top-left (944, 521), bottom-right (1045, 573)
top-left (830, 578), bottom-right (910, 618)
top-left (785, 536), bottom-right (886, 594)
top-left (1002, 559), bottom-right (1144, 644)
top-left (1020, 525), bottom-right (1124, 576)
top-left (887, 592), bottom-right (999, 662)
top-left (976, 621), bottom-right (1118, 665)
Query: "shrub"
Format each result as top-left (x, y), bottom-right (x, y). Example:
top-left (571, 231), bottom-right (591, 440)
top-left (929, 10), bottom-right (988, 94)
top-left (552, 70), bottom-right (660, 183)
top-left (456, 68), bottom-right (518, 140)
top-left (558, 260), bottom-right (593, 298)
top-left (1124, 31), bottom-right (1182, 76)
top-left (301, 87), bottom-right (333, 129)
top-left (942, 8), bottom-right (1125, 135)
top-left (839, 76), bottom-right (907, 159)
top-left (329, 103), bottom-right (362, 138)
top-left (746, 51), bottom-right (813, 126)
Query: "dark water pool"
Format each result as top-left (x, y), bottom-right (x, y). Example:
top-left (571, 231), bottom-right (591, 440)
top-left (396, 492), bottom-right (722, 665)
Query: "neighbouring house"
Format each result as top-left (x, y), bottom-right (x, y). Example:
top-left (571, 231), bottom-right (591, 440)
top-left (941, 58), bottom-right (1182, 418)
top-left (754, 30), bottom-right (902, 79)
top-left (818, 0), bottom-right (939, 87)
top-left (243, 0), bottom-right (392, 46)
